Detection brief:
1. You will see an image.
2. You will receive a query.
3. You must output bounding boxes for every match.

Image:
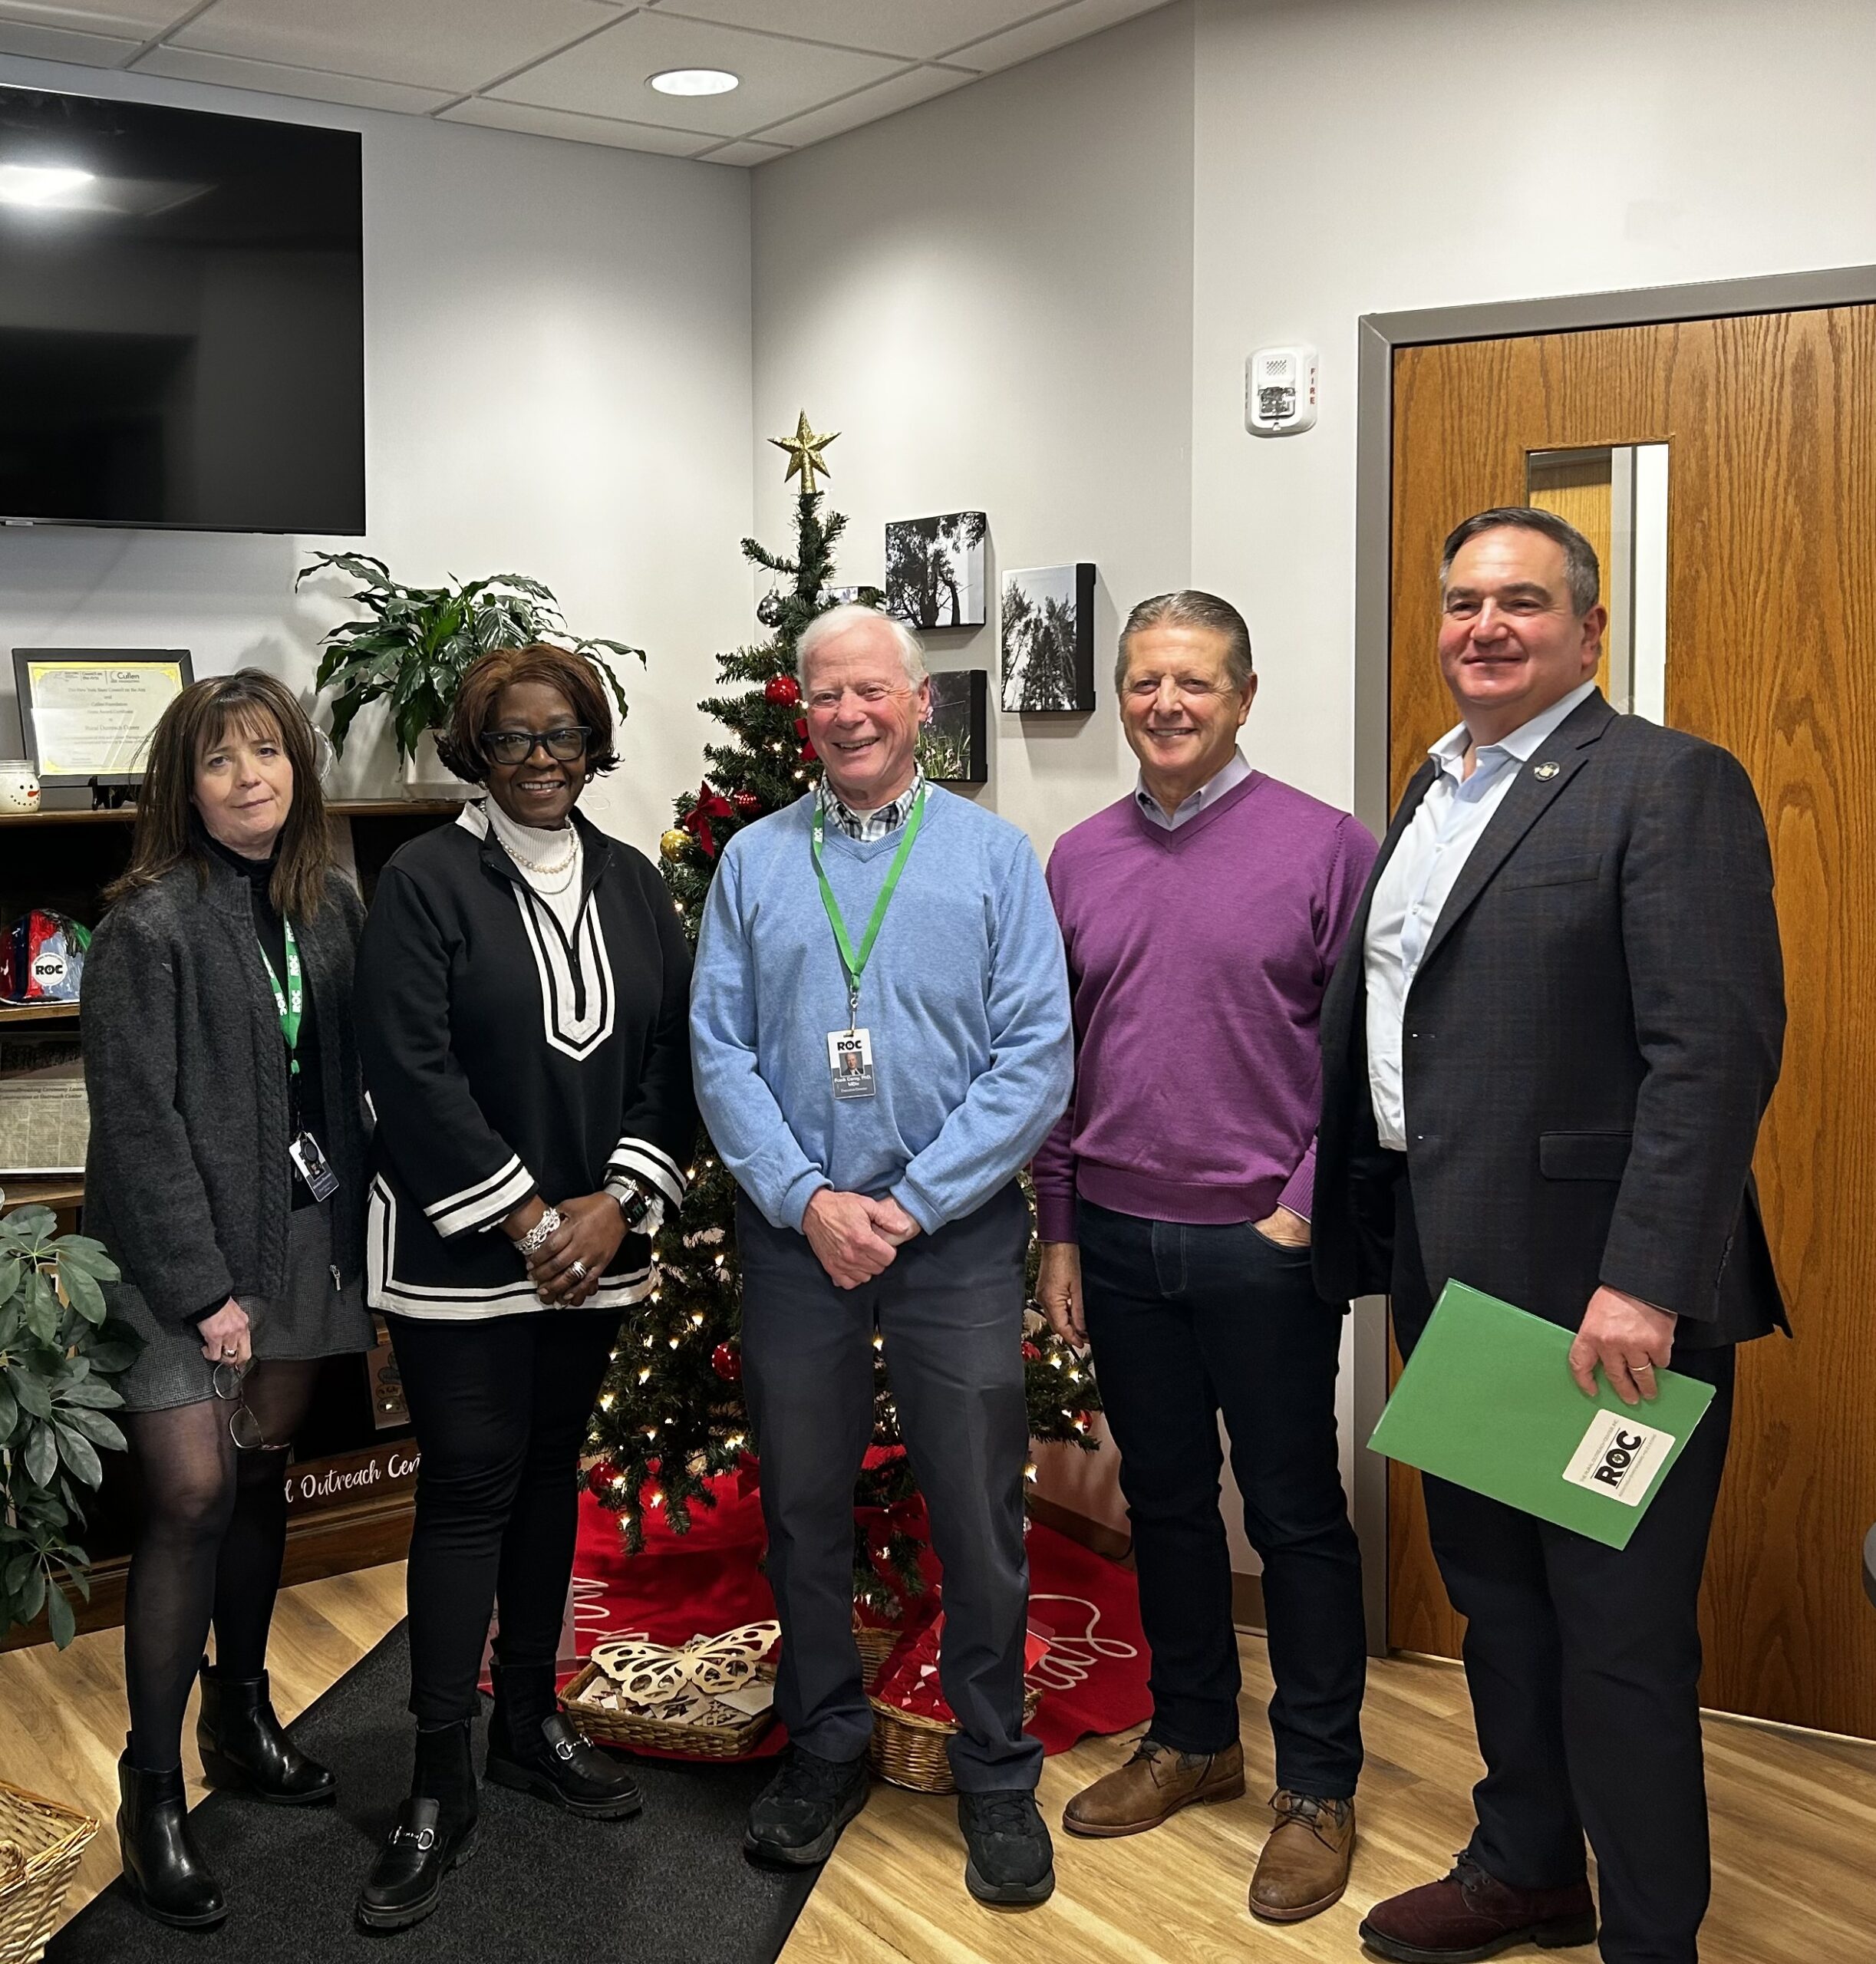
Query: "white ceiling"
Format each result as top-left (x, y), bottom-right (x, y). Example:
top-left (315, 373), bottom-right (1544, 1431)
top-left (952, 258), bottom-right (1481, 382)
top-left (0, 0), bottom-right (1171, 164)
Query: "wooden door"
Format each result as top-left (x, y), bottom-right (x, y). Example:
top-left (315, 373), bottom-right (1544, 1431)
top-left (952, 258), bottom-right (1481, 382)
top-left (1386, 308), bottom-right (1876, 1739)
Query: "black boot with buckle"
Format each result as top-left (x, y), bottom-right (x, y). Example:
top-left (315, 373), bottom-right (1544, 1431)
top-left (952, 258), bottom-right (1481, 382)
top-left (196, 1657), bottom-right (337, 1805)
top-left (117, 1745), bottom-right (226, 1929)
top-left (354, 1720), bottom-right (480, 1934)
top-left (485, 1659), bottom-right (642, 1820)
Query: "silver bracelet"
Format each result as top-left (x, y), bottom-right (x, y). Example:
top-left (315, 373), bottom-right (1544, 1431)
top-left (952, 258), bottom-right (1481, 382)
top-left (515, 1206), bottom-right (562, 1257)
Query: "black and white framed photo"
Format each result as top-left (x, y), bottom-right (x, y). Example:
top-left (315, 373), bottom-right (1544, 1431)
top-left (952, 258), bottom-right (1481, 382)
top-left (885, 512), bottom-right (987, 629)
top-left (999, 564), bottom-right (1095, 713)
top-left (13, 648), bottom-right (193, 787)
top-left (917, 670), bottom-right (987, 784)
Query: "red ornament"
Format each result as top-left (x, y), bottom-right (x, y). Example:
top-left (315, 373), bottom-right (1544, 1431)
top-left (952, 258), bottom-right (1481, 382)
top-left (764, 674), bottom-right (801, 707)
top-left (711, 1342), bottom-right (742, 1382)
top-left (732, 791), bottom-right (760, 817)
top-left (1020, 1340), bottom-right (1041, 1362)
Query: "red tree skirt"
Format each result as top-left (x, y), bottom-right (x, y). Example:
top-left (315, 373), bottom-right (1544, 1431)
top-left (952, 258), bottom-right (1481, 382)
top-left (561, 1476), bottom-right (1151, 1760)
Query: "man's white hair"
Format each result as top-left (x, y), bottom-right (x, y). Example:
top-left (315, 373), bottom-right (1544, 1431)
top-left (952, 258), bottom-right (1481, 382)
top-left (796, 604), bottom-right (928, 689)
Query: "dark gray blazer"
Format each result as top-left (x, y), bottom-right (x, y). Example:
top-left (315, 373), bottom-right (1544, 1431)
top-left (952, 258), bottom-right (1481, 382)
top-left (1313, 690), bottom-right (1787, 1347)
top-left (82, 852), bottom-right (369, 1326)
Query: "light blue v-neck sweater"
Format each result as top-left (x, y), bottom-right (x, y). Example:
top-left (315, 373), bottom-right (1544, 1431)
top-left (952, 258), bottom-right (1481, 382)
top-left (690, 788), bottom-right (1073, 1234)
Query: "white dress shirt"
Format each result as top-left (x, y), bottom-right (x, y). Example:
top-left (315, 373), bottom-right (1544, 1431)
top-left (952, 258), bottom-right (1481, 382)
top-left (1364, 682), bottom-right (1597, 1149)
top-left (1133, 746), bottom-right (1253, 830)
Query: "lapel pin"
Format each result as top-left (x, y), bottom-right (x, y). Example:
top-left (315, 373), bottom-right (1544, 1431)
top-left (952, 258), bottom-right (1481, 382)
top-left (1533, 761), bottom-right (1560, 780)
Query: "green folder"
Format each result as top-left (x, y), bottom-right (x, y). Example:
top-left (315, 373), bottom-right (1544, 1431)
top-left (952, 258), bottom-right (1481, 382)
top-left (1367, 1280), bottom-right (1715, 1550)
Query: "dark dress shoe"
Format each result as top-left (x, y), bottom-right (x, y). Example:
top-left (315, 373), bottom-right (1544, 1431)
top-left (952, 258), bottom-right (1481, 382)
top-left (116, 1751), bottom-right (226, 1929)
top-left (958, 1790), bottom-right (1056, 1907)
top-left (354, 1720), bottom-right (479, 1934)
top-left (197, 1660), bottom-right (336, 1805)
top-left (486, 1662), bottom-right (641, 1819)
top-left (743, 1746), bottom-right (869, 1866)
top-left (1358, 1853), bottom-right (1597, 1962)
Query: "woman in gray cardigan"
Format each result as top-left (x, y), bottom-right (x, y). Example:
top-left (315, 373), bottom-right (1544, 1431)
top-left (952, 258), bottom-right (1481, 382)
top-left (82, 671), bottom-right (371, 1930)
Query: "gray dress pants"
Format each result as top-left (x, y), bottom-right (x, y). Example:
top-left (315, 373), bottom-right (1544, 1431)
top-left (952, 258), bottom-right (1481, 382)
top-left (737, 1181), bottom-right (1041, 1792)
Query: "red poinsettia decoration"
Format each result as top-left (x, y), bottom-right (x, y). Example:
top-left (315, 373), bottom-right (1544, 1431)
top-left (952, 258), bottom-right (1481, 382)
top-left (793, 716), bottom-right (817, 766)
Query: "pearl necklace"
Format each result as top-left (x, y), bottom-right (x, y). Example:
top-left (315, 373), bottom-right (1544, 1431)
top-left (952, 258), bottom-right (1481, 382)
top-left (498, 831), bottom-right (577, 878)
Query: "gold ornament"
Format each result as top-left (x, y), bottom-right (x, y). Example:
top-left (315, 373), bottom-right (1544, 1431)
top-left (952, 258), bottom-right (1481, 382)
top-left (770, 410), bottom-right (838, 496)
top-left (659, 828), bottom-right (689, 862)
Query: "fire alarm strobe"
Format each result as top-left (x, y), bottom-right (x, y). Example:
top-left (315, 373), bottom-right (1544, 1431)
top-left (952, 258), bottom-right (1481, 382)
top-left (1245, 344), bottom-right (1319, 436)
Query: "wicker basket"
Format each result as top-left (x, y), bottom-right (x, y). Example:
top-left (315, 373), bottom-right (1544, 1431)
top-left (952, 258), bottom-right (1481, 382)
top-left (852, 1617), bottom-right (902, 1679)
top-left (867, 1683), bottom-right (1044, 1794)
top-left (0, 1781), bottom-right (97, 1964)
top-left (560, 1660), bottom-right (778, 1760)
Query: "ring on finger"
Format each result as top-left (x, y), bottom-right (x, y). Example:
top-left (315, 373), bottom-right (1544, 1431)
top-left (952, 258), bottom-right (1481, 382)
top-left (567, 1259), bottom-right (589, 1282)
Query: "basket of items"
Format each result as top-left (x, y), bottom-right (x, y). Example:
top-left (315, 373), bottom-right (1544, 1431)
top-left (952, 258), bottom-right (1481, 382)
top-left (0, 1780), bottom-right (97, 1964)
top-left (562, 1621), bottom-right (780, 1760)
top-left (867, 1611), bottom-right (1047, 1795)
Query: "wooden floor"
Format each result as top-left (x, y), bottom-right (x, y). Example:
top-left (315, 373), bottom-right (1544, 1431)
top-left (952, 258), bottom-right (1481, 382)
top-left (7, 1564), bottom-right (1874, 1959)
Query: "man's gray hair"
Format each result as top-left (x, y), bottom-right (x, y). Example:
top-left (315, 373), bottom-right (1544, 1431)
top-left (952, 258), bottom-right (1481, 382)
top-left (1115, 591), bottom-right (1255, 695)
top-left (797, 604), bottom-right (928, 688)
top-left (1439, 506), bottom-right (1601, 618)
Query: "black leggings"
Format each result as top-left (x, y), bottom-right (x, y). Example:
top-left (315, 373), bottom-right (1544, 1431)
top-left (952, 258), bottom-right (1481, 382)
top-left (121, 1360), bottom-right (325, 1771)
top-left (387, 1309), bottom-right (621, 1728)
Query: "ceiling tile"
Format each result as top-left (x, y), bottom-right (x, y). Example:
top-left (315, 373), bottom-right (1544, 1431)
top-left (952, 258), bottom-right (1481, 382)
top-left (0, 16), bottom-right (135, 59)
top-left (492, 10), bottom-right (904, 138)
top-left (693, 136), bottom-right (790, 166)
top-left (745, 61), bottom-right (972, 147)
top-left (0, 0), bottom-right (190, 33)
top-left (133, 44), bottom-right (454, 113)
top-left (171, 0), bottom-right (626, 97)
top-left (944, 0), bottom-right (1167, 72)
top-left (440, 95), bottom-right (716, 157)
top-left (648, 0), bottom-right (1042, 64)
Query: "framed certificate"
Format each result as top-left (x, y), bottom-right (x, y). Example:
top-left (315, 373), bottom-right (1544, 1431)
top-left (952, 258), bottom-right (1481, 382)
top-left (13, 648), bottom-right (194, 787)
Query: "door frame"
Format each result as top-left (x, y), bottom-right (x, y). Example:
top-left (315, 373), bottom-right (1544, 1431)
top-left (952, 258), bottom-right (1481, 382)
top-left (1349, 262), bottom-right (1876, 1656)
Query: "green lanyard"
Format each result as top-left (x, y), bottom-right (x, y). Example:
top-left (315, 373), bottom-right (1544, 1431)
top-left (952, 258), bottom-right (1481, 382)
top-left (810, 786), bottom-right (927, 1028)
top-left (256, 917), bottom-right (304, 1081)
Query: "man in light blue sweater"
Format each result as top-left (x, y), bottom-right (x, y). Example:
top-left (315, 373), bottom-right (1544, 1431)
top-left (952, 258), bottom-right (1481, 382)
top-left (691, 605), bottom-right (1072, 1907)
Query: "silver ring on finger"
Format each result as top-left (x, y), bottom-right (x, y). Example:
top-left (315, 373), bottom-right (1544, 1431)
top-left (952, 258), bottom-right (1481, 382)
top-left (567, 1259), bottom-right (589, 1282)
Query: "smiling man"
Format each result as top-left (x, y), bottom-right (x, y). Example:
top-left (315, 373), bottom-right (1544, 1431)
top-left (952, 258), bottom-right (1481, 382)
top-left (1033, 591), bottom-right (1377, 1926)
top-left (1313, 509), bottom-right (1786, 1964)
top-left (690, 605), bottom-right (1072, 1908)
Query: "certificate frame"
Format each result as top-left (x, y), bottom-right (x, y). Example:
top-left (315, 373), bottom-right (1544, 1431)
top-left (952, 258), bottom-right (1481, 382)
top-left (12, 648), bottom-right (195, 789)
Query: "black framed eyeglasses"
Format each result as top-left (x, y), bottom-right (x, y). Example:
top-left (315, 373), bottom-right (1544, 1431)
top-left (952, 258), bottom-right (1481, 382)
top-left (482, 727), bottom-right (592, 766)
top-left (211, 1361), bottom-right (269, 1452)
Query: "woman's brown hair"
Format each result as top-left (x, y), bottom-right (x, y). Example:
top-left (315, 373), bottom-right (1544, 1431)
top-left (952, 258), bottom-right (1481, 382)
top-left (107, 670), bottom-right (335, 919)
top-left (436, 643), bottom-right (620, 784)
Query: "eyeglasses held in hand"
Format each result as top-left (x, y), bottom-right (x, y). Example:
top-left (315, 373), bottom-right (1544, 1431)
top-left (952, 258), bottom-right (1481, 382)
top-left (211, 1361), bottom-right (270, 1452)
top-left (482, 727), bottom-right (592, 766)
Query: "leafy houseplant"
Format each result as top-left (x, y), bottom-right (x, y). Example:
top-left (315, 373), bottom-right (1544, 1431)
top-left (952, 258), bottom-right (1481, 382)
top-left (0, 1199), bottom-right (138, 1649)
top-left (298, 554), bottom-right (645, 764)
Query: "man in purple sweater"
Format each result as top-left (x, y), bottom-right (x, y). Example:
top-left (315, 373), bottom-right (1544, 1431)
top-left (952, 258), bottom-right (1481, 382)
top-left (1034, 590), bottom-right (1377, 1925)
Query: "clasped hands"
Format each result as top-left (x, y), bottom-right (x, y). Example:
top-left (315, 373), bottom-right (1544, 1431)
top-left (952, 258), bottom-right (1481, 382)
top-left (803, 1186), bottom-right (921, 1290)
top-left (506, 1193), bottom-right (625, 1307)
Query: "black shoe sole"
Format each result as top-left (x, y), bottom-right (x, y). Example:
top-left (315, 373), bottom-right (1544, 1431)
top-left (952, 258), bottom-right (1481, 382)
top-left (742, 1776), bottom-right (869, 1868)
top-left (964, 1857), bottom-right (1056, 1908)
top-left (1357, 1912), bottom-right (1599, 1962)
top-left (198, 1745), bottom-right (337, 1806)
top-left (120, 1872), bottom-right (227, 1931)
top-left (484, 1752), bottom-right (644, 1820)
top-left (354, 1821), bottom-right (480, 1934)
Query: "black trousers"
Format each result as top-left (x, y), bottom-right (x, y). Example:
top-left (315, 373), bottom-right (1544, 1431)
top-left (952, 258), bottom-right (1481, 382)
top-left (1076, 1198), bottom-right (1366, 1797)
top-left (1390, 1165), bottom-right (1735, 1964)
top-left (387, 1307), bottom-right (622, 1728)
top-left (737, 1183), bottom-right (1040, 1791)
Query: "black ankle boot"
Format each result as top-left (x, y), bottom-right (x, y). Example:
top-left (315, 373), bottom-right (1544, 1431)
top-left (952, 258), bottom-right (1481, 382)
top-left (486, 1660), bottom-right (642, 1820)
top-left (354, 1721), bottom-right (479, 1934)
top-left (117, 1748), bottom-right (226, 1929)
top-left (197, 1659), bottom-right (336, 1805)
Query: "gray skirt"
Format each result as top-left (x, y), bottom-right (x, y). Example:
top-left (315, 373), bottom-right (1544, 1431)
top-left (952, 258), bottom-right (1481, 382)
top-left (116, 1201), bottom-right (374, 1413)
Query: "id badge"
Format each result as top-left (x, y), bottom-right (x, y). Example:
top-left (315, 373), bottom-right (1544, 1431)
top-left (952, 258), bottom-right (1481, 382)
top-left (288, 1129), bottom-right (341, 1201)
top-left (827, 1027), bottom-right (876, 1100)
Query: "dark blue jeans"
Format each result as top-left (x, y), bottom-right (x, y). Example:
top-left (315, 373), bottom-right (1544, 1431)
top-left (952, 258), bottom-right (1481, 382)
top-left (1076, 1198), bottom-right (1365, 1798)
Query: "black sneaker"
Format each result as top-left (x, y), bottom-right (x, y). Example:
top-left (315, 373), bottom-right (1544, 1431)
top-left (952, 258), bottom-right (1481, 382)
top-left (958, 1790), bottom-right (1055, 1906)
top-left (743, 1746), bottom-right (869, 1866)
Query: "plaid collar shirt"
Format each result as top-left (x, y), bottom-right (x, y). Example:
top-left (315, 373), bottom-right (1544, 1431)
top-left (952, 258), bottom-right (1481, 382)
top-left (817, 766), bottom-right (927, 842)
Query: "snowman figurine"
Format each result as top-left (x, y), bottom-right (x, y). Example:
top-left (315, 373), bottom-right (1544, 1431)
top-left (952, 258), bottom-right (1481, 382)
top-left (0, 763), bottom-right (42, 815)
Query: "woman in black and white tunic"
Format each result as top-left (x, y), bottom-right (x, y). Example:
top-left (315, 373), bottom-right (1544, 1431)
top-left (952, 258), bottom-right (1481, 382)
top-left (351, 643), bottom-right (695, 1933)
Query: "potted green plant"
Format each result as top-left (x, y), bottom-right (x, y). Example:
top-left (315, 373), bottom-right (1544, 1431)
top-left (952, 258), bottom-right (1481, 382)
top-left (298, 555), bottom-right (645, 797)
top-left (0, 1196), bottom-right (137, 1649)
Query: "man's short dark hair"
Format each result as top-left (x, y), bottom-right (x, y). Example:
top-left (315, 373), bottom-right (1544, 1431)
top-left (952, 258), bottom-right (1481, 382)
top-left (1439, 507), bottom-right (1601, 618)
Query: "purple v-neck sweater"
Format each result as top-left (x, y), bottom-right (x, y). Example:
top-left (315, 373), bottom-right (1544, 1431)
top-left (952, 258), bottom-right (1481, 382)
top-left (1033, 770), bottom-right (1377, 1241)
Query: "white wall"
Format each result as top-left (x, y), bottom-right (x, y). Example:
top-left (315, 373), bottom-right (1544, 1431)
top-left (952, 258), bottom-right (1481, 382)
top-left (0, 53), bottom-right (754, 856)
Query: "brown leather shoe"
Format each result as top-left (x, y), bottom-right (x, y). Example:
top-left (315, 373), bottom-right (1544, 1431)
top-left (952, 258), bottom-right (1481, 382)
top-left (1357, 1853), bottom-right (1596, 1961)
top-left (1061, 1736), bottom-right (1245, 1838)
top-left (1248, 1789), bottom-right (1356, 1923)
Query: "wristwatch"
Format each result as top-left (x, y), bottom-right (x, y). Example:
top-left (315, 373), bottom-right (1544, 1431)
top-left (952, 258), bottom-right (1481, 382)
top-left (616, 1185), bottom-right (659, 1237)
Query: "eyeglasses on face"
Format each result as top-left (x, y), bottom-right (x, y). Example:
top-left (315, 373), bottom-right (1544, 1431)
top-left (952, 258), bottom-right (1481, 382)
top-left (482, 726), bottom-right (592, 766)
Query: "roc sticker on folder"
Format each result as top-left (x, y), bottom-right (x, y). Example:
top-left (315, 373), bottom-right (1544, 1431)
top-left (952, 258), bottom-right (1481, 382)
top-left (1367, 1280), bottom-right (1716, 1550)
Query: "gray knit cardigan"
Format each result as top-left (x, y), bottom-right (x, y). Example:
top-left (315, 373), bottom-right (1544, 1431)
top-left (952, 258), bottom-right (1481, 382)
top-left (81, 852), bottom-right (369, 1327)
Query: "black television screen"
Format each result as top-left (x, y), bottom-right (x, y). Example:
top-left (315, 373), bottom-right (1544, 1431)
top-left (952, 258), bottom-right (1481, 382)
top-left (0, 85), bottom-right (364, 534)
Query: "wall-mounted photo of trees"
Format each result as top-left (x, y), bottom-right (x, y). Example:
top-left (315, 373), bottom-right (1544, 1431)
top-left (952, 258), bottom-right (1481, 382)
top-left (885, 510), bottom-right (987, 629)
top-left (1000, 562), bottom-right (1096, 713)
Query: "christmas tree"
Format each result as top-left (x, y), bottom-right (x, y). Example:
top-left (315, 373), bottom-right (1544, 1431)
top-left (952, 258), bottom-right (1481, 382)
top-left (585, 417), bottom-right (1100, 1618)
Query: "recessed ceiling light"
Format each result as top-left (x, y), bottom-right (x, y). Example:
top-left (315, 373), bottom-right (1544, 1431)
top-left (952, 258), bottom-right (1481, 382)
top-left (0, 164), bottom-right (94, 208)
top-left (648, 68), bottom-right (740, 97)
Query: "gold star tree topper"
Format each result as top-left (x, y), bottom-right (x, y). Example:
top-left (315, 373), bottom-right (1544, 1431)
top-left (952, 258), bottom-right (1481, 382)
top-left (770, 411), bottom-right (838, 496)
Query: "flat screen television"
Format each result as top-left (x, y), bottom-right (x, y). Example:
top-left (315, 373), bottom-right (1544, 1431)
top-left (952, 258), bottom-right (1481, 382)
top-left (0, 85), bottom-right (364, 534)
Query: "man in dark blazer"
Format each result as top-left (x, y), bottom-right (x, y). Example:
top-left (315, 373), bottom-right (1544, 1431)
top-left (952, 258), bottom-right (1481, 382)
top-left (1314, 507), bottom-right (1785, 1964)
